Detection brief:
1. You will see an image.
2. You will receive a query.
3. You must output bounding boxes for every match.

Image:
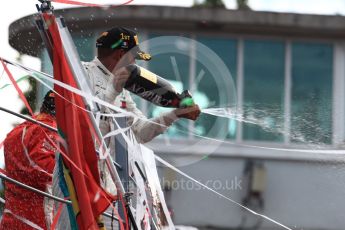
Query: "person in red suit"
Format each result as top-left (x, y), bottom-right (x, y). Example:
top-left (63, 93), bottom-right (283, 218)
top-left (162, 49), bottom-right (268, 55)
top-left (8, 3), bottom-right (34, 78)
top-left (0, 90), bottom-right (57, 230)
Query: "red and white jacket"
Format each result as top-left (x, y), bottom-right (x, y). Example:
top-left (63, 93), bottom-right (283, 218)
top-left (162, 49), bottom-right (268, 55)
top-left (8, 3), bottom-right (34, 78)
top-left (83, 58), bottom-right (178, 197)
top-left (0, 113), bottom-right (57, 230)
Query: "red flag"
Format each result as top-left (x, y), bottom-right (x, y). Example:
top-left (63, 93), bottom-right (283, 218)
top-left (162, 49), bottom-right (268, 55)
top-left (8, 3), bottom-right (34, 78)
top-left (44, 13), bottom-right (114, 229)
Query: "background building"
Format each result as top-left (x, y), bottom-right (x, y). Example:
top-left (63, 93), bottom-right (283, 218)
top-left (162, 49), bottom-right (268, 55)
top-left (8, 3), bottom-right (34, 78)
top-left (9, 5), bottom-right (345, 230)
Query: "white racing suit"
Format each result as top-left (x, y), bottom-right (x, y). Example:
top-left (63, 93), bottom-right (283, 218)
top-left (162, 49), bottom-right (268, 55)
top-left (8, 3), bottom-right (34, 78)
top-left (51, 58), bottom-right (177, 230)
top-left (82, 57), bottom-right (177, 197)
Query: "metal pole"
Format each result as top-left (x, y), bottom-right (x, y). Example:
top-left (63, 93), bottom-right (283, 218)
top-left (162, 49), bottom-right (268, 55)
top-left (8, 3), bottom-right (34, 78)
top-left (0, 173), bottom-right (120, 221)
top-left (0, 173), bottom-right (71, 204)
top-left (0, 102), bottom-right (123, 171)
top-left (0, 107), bottom-right (57, 133)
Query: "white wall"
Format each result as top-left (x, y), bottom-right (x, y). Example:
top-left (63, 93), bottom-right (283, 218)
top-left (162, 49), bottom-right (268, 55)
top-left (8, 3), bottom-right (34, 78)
top-left (157, 153), bottom-right (345, 230)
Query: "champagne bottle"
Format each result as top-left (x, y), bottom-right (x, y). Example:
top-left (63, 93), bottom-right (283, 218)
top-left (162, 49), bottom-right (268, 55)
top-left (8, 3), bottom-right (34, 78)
top-left (124, 64), bottom-right (194, 108)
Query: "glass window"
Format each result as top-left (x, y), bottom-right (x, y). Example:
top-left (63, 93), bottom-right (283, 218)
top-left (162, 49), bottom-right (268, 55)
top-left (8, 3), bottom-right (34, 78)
top-left (195, 37), bottom-right (237, 139)
top-left (243, 40), bottom-right (285, 142)
top-left (37, 49), bottom-right (54, 106)
top-left (291, 42), bottom-right (333, 144)
top-left (146, 35), bottom-right (191, 138)
top-left (73, 33), bottom-right (95, 62)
